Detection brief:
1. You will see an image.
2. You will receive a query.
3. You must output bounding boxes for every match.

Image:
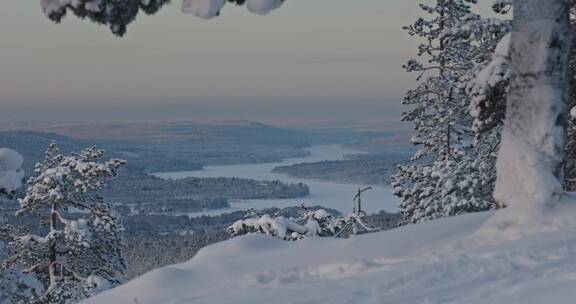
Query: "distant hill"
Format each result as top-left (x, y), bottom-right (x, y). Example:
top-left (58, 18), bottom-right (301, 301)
top-left (0, 121), bottom-right (410, 174)
top-left (0, 125), bottom-right (311, 174)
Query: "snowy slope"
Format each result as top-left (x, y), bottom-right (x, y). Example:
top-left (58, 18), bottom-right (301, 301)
top-left (83, 203), bottom-right (576, 304)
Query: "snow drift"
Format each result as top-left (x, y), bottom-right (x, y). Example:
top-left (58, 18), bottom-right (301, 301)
top-left (82, 198), bottom-right (576, 304)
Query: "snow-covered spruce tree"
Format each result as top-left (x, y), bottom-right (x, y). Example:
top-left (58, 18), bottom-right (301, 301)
top-left (394, 0), bottom-right (475, 224)
top-left (11, 142), bottom-right (126, 303)
top-left (494, 0), bottom-right (572, 212)
top-left (393, 157), bottom-right (496, 224)
top-left (463, 16), bottom-right (512, 214)
top-left (393, 1), bottom-right (510, 224)
top-left (400, 0), bottom-right (476, 162)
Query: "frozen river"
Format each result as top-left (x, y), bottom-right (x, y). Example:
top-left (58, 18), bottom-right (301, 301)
top-left (153, 145), bottom-right (399, 216)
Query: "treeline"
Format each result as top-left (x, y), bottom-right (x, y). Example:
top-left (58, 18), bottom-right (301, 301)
top-left (123, 231), bottom-right (229, 279)
top-left (103, 172), bottom-right (310, 215)
top-left (122, 212), bottom-right (246, 235)
top-left (272, 159), bottom-right (399, 185)
top-left (0, 130), bottom-right (310, 175)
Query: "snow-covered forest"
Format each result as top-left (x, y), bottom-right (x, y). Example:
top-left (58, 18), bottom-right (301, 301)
top-left (3, 0), bottom-right (576, 303)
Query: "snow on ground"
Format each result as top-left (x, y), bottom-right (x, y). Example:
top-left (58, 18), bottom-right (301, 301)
top-left (83, 198), bottom-right (576, 304)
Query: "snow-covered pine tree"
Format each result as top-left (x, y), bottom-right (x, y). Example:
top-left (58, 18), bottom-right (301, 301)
top-left (40, 0), bottom-right (286, 36)
top-left (464, 11), bottom-right (512, 212)
top-left (88, 197), bottom-right (126, 287)
top-left (10, 142), bottom-right (126, 303)
top-left (393, 157), bottom-right (497, 224)
top-left (41, 0), bottom-right (171, 36)
top-left (494, 0), bottom-right (573, 212)
top-left (393, 0), bottom-right (510, 224)
top-left (400, 0), bottom-right (476, 162)
top-left (394, 0), bottom-right (475, 224)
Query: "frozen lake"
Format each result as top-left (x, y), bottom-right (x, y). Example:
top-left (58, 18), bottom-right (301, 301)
top-left (153, 145), bottom-right (399, 216)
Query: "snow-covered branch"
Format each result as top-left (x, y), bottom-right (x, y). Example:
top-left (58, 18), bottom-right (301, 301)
top-left (229, 207), bottom-right (346, 241)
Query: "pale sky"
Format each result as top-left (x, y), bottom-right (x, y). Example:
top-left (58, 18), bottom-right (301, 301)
top-left (0, 1), bottom-right (495, 124)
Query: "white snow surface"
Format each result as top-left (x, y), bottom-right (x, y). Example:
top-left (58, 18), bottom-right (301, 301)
top-left (182, 0), bottom-right (226, 19)
top-left (83, 198), bottom-right (576, 304)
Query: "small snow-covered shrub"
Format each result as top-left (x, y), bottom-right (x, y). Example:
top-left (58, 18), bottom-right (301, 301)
top-left (228, 206), bottom-right (346, 241)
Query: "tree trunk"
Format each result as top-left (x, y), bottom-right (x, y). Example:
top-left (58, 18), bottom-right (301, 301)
top-left (564, 21), bottom-right (576, 191)
top-left (494, 0), bottom-right (572, 210)
top-left (48, 203), bottom-right (57, 291)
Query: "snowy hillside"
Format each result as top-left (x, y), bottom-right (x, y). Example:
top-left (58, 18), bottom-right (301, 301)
top-left (83, 200), bottom-right (576, 304)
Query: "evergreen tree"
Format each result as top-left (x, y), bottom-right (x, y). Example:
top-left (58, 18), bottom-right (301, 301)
top-left (400, 0), bottom-right (475, 161)
top-left (41, 0), bottom-right (171, 37)
top-left (10, 142), bottom-right (126, 303)
top-left (393, 1), bottom-right (510, 224)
